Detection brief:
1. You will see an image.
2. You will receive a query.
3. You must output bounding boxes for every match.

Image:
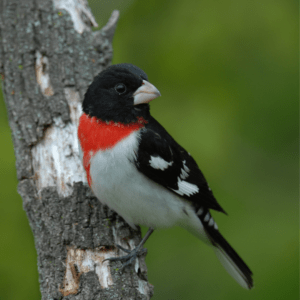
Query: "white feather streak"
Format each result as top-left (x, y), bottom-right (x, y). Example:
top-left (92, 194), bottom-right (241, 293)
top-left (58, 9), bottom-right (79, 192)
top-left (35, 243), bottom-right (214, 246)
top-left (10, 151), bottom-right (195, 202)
top-left (149, 156), bottom-right (173, 170)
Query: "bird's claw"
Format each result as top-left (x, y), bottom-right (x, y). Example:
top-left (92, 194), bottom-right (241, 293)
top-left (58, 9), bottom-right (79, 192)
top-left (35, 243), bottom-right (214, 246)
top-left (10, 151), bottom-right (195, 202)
top-left (103, 244), bottom-right (147, 270)
top-left (115, 244), bottom-right (132, 253)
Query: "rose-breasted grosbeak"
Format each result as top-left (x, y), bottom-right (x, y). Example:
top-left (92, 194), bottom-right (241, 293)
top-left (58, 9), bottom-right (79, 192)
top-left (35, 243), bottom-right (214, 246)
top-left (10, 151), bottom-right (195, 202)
top-left (77, 63), bottom-right (253, 289)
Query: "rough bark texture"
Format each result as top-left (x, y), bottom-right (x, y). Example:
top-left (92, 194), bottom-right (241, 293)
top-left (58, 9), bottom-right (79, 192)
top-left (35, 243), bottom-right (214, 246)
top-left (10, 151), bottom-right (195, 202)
top-left (0, 0), bottom-right (153, 299)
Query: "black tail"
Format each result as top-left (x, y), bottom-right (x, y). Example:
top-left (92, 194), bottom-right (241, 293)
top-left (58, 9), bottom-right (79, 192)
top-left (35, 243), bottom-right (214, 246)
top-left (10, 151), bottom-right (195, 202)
top-left (206, 226), bottom-right (253, 289)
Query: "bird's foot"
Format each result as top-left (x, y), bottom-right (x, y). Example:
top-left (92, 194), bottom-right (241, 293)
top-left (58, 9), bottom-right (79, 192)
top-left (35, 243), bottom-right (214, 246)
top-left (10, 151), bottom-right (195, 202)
top-left (103, 244), bottom-right (147, 270)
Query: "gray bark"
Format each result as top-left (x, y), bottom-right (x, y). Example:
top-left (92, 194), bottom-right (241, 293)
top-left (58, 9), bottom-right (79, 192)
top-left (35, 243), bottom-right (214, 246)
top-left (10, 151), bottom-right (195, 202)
top-left (0, 0), bottom-right (153, 299)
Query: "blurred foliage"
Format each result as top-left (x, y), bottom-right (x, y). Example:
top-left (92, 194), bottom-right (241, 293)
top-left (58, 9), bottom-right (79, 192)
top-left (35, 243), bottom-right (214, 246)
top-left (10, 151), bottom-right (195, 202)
top-left (0, 0), bottom-right (298, 299)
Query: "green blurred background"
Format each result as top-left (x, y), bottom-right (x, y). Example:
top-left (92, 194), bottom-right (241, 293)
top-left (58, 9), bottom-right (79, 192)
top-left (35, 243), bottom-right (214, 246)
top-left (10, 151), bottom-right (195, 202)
top-left (0, 0), bottom-right (298, 299)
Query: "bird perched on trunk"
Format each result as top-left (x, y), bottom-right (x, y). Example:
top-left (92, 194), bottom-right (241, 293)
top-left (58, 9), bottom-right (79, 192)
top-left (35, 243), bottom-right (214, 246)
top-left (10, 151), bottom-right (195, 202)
top-left (77, 63), bottom-right (253, 289)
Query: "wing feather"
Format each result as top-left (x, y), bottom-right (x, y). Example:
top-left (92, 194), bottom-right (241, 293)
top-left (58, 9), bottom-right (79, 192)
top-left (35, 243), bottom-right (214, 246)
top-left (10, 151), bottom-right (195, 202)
top-left (135, 116), bottom-right (226, 213)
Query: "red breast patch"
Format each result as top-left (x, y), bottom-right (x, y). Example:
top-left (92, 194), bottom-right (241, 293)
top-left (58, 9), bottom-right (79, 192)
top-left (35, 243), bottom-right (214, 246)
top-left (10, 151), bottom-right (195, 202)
top-left (78, 113), bottom-right (147, 186)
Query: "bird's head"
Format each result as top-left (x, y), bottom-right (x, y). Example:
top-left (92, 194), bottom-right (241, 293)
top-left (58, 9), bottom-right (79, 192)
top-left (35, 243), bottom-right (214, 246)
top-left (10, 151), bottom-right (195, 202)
top-left (82, 63), bottom-right (161, 124)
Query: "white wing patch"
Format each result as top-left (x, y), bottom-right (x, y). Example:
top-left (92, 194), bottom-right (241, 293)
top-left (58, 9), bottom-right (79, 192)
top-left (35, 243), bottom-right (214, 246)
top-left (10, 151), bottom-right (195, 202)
top-left (180, 160), bottom-right (190, 179)
top-left (197, 207), bottom-right (204, 215)
top-left (208, 217), bottom-right (214, 226)
top-left (180, 168), bottom-right (189, 179)
top-left (149, 156), bottom-right (173, 170)
top-left (183, 160), bottom-right (190, 172)
top-left (204, 212), bottom-right (210, 222)
top-left (171, 177), bottom-right (199, 196)
top-left (201, 210), bottom-right (218, 229)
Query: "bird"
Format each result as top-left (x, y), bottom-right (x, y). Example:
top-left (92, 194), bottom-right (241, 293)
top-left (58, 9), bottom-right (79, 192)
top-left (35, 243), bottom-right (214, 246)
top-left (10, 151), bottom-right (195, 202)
top-left (77, 63), bottom-right (253, 289)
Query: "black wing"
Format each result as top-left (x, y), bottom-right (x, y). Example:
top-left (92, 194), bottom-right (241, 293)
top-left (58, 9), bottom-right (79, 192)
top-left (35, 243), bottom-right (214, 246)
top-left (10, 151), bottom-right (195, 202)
top-left (135, 116), bottom-right (226, 213)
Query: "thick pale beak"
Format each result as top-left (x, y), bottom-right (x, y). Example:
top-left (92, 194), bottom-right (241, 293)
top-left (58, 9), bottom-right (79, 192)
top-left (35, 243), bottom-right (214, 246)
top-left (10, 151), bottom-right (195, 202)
top-left (133, 80), bottom-right (161, 105)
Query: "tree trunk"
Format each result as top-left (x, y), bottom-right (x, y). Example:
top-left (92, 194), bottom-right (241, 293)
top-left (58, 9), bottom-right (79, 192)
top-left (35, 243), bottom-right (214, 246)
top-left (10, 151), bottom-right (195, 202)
top-left (0, 0), bottom-right (153, 299)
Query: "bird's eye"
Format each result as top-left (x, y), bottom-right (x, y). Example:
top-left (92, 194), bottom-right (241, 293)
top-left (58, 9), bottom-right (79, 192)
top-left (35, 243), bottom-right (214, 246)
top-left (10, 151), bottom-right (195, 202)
top-left (114, 83), bottom-right (127, 95)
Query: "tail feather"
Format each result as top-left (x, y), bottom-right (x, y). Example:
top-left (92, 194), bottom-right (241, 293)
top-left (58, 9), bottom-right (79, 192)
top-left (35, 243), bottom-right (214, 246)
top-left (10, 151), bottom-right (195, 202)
top-left (208, 228), bottom-right (253, 289)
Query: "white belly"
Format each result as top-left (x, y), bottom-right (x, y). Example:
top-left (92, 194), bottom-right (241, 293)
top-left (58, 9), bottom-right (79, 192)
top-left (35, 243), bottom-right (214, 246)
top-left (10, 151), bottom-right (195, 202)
top-left (89, 130), bottom-right (199, 231)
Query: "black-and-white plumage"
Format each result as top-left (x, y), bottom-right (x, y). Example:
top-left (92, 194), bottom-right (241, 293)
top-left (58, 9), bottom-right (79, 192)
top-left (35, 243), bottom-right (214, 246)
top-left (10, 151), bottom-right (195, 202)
top-left (135, 115), bottom-right (252, 288)
top-left (78, 63), bottom-right (253, 289)
top-left (136, 116), bottom-right (226, 213)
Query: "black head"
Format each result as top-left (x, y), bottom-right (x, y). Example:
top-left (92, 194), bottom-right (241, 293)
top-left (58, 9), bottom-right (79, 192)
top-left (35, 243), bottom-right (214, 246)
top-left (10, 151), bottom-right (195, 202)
top-left (82, 63), bottom-right (160, 123)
